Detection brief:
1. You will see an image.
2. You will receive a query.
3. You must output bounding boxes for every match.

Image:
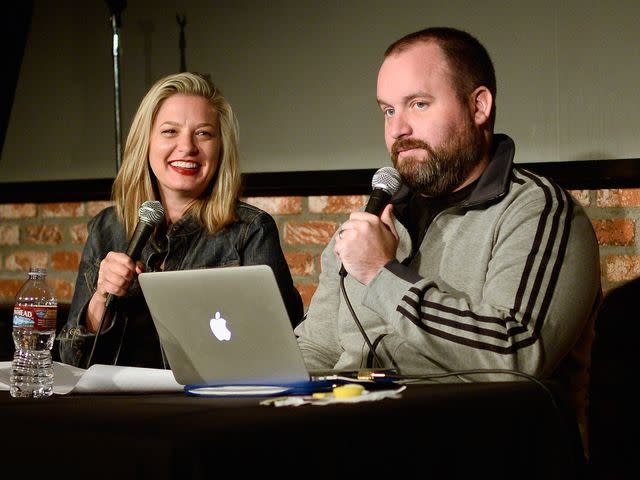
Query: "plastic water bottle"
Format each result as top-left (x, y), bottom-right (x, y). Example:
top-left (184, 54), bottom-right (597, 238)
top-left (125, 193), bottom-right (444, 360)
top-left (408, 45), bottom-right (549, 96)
top-left (10, 267), bottom-right (58, 398)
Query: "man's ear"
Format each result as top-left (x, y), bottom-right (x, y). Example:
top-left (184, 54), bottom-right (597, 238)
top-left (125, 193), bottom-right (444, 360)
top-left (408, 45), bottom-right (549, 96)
top-left (470, 86), bottom-right (493, 127)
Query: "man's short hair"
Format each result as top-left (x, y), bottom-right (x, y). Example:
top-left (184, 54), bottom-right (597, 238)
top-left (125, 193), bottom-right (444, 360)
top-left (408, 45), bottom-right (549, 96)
top-left (385, 27), bottom-right (496, 124)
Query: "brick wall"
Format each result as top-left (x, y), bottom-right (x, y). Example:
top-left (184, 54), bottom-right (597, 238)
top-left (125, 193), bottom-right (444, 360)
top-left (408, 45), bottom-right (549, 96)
top-left (1, 189), bottom-right (639, 307)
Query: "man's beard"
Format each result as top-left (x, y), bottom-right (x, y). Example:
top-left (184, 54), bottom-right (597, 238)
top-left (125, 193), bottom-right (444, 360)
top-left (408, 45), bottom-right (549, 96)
top-left (391, 116), bottom-right (483, 197)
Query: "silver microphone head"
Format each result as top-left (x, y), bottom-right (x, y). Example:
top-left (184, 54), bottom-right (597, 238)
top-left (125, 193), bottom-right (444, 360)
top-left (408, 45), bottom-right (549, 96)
top-left (371, 166), bottom-right (402, 196)
top-left (138, 200), bottom-right (165, 226)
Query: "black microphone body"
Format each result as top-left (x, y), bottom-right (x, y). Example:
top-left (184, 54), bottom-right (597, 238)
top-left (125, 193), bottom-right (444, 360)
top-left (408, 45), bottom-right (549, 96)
top-left (364, 188), bottom-right (393, 217)
top-left (339, 167), bottom-right (401, 277)
top-left (104, 201), bottom-right (165, 311)
top-left (124, 220), bottom-right (156, 261)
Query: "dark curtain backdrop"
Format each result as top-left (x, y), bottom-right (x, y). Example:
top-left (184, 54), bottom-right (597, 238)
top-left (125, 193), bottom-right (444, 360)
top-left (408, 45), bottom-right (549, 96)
top-left (0, 2), bottom-right (33, 158)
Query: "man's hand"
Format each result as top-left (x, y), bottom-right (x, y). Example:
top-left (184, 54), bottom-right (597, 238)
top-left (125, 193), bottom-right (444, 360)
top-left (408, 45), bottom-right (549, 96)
top-left (333, 204), bottom-right (399, 285)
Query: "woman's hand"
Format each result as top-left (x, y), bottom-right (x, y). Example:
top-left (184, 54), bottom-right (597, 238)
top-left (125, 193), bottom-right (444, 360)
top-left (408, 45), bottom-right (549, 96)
top-left (85, 252), bottom-right (144, 333)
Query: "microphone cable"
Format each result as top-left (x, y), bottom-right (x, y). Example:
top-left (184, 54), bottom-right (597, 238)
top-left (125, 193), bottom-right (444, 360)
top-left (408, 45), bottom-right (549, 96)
top-left (339, 269), bottom-right (384, 368)
top-left (85, 302), bottom-right (112, 368)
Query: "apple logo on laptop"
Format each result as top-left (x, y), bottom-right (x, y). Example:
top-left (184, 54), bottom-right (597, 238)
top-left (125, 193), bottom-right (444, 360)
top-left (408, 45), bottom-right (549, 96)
top-left (210, 311), bottom-right (232, 341)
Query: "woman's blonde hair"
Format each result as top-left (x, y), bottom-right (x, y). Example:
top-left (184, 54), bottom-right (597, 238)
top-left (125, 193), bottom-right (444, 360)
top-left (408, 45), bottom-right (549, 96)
top-left (112, 72), bottom-right (241, 236)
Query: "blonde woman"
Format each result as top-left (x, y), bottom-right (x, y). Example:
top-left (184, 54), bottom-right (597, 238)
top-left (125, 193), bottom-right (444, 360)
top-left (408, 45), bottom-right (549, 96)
top-left (60, 72), bottom-right (302, 368)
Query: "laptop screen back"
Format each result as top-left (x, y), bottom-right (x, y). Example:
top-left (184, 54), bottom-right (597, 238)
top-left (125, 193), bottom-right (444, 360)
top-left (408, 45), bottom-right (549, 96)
top-left (138, 265), bottom-right (310, 386)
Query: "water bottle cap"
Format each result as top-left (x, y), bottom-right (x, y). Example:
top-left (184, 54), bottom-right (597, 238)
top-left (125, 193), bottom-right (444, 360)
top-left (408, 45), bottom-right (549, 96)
top-left (28, 267), bottom-right (47, 278)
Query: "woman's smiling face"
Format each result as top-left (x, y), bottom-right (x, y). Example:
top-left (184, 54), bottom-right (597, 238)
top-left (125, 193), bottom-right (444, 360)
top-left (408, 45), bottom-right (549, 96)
top-left (148, 93), bottom-right (221, 202)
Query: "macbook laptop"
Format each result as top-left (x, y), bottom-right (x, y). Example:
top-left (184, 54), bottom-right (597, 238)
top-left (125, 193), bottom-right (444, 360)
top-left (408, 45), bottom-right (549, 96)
top-left (138, 265), bottom-right (313, 390)
top-left (139, 265), bottom-right (397, 396)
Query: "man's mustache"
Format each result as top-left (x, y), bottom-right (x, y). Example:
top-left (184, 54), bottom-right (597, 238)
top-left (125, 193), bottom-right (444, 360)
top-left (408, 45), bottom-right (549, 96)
top-left (391, 138), bottom-right (432, 158)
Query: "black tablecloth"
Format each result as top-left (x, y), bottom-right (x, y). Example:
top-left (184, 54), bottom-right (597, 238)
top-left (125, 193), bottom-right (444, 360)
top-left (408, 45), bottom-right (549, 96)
top-left (0, 380), bottom-right (586, 479)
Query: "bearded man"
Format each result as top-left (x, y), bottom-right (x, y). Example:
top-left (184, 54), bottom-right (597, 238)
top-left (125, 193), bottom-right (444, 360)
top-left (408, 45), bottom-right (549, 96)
top-left (294, 27), bottom-right (601, 448)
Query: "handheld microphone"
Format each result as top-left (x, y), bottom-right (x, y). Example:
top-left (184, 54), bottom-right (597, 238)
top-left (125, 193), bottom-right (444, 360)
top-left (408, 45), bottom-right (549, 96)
top-left (364, 166), bottom-right (402, 216)
top-left (104, 200), bottom-right (165, 311)
top-left (339, 167), bottom-right (402, 276)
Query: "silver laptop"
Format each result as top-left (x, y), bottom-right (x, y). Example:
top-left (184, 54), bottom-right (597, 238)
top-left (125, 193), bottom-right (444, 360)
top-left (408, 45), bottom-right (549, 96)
top-left (138, 265), bottom-right (313, 387)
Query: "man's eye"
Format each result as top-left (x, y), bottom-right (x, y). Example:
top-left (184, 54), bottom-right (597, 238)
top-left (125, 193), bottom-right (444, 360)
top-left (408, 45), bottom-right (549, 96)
top-left (414, 102), bottom-right (427, 109)
top-left (384, 108), bottom-right (395, 117)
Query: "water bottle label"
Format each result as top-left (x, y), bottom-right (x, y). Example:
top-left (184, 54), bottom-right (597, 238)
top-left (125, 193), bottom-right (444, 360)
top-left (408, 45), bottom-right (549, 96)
top-left (13, 305), bottom-right (57, 331)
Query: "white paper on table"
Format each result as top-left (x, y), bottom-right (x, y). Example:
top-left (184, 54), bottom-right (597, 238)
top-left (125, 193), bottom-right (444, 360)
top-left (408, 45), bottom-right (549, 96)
top-left (0, 361), bottom-right (183, 394)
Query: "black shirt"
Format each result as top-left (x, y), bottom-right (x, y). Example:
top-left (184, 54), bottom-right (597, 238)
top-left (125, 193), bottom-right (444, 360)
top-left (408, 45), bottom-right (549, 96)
top-left (405, 180), bottom-right (478, 256)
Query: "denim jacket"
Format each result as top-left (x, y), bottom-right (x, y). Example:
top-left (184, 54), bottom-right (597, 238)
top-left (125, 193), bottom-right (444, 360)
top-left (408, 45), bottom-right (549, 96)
top-left (58, 201), bottom-right (303, 368)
